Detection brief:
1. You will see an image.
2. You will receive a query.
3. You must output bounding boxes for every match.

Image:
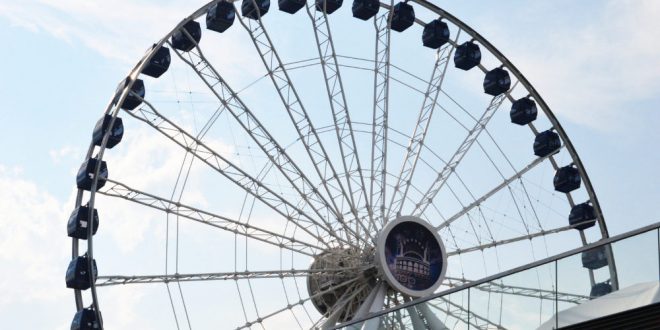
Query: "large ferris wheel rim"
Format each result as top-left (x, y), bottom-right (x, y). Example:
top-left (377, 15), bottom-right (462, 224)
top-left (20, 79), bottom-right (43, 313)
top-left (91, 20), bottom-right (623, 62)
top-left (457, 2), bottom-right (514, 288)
top-left (70, 0), bottom-right (610, 327)
top-left (110, 0), bottom-right (608, 239)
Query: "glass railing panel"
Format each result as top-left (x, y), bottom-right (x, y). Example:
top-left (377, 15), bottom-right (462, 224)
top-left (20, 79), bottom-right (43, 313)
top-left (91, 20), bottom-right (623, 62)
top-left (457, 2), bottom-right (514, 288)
top-left (610, 228), bottom-right (660, 289)
top-left (422, 289), bottom-right (470, 330)
top-left (471, 261), bottom-right (556, 330)
top-left (337, 226), bottom-right (660, 330)
top-left (556, 229), bottom-right (660, 328)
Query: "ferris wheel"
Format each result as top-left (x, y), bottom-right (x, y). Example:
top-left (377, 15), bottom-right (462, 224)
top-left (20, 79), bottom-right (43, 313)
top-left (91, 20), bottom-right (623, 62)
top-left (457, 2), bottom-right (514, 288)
top-left (66, 0), bottom-right (617, 329)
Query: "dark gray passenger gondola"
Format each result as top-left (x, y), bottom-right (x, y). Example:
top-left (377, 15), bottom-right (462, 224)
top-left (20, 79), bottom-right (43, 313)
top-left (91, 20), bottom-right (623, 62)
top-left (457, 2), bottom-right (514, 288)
top-left (390, 2), bottom-right (414, 32)
top-left (569, 203), bottom-right (596, 230)
top-left (71, 308), bottom-right (101, 330)
top-left (65, 254), bottom-right (98, 290)
top-left (510, 98), bottom-right (537, 125)
top-left (316, 0), bottom-right (343, 14)
top-left (352, 0), bottom-right (379, 20)
top-left (454, 41), bottom-right (481, 70)
top-left (67, 205), bottom-right (99, 240)
top-left (242, 0), bottom-right (270, 19)
top-left (422, 19), bottom-right (449, 49)
top-left (553, 165), bottom-right (581, 193)
top-left (590, 282), bottom-right (612, 299)
top-left (76, 158), bottom-right (108, 191)
top-left (92, 114), bottom-right (123, 149)
top-left (483, 67), bottom-right (511, 96)
top-left (141, 45), bottom-right (171, 78)
top-left (582, 246), bottom-right (608, 270)
top-left (533, 130), bottom-right (560, 157)
top-left (113, 78), bottom-right (145, 111)
top-left (279, 0), bottom-right (305, 14)
top-left (171, 20), bottom-right (202, 52)
top-left (207, 2), bottom-right (236, 32)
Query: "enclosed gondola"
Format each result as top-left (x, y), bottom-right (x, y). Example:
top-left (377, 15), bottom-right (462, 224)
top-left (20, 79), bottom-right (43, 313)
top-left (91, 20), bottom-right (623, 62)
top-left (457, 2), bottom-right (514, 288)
top-left (316, 0), bottom-right (343, 14)
top-left (352, 0), bottom-right (379, 20)
top-left (533, 130), bottom-right (560, 157)
top-left (483, 67), bottom-right (511, 96)
top-left (65, 254), bottom-right (98, 290)
top-left (67, 205), bottom-right (99, 240)
top-left (422, 19), bottom-right (450, 49)
top-left (553, 165), bottom-right (581, 193)
top-left (454, 41), bottom-right (481, 70)
top-left (114, 78), bottom-right (145, 111)
top-left (242, 0), bottom-right (270, 20)
top-left (569, 203), bottom-right (596, 230)
top-left (171, 20), bottom-right (202, 52)
top-left (207, 2), bottom-right (236, 32)
top-left (92, 114), bottom-right (123, 149)
top-left (141, 45), bottom-right (171, 78)
top-left (76, 158), bottom-right (108, 191)
top-left (390, 2), bottom-right (415, 32)
top-left (510, 97), bottom-right (537, 125)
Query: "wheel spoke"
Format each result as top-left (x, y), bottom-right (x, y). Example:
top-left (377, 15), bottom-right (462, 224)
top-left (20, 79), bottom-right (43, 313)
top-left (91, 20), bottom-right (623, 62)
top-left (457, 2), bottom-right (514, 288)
top-left (123, 96), bottom-right (352, 248)
top-left (447, 222), bottom-right (593, 256)
top-left (96, 268), bottom-right (362, 287)
top-left (370, 7), bottom-right (392, 226)
top-left (305, 2), bottom-right (376, 235)
top-left (437, 152), bottom-right (554, 231)
top-left (167, 33), bottom-right (353, 248)
top-left (387, 38), bottom-right (457, 221)
top-left (235, 276), bottom-right (364, 329)
top-left (235, 3), bottom-right (374, 245)
top-left (412, 82), bottom-right (518, 217)
top-left (445, 277), bottom-right (588, 304)
top-left (428, 298), bottom-right (504, 330)
top-left (99, 179), bottom-right (320, 256)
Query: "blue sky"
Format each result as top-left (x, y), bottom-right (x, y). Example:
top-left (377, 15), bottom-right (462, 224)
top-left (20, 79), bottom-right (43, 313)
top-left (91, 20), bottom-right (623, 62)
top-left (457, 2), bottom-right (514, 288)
top-left (0, 0), bottom-right (658, 329)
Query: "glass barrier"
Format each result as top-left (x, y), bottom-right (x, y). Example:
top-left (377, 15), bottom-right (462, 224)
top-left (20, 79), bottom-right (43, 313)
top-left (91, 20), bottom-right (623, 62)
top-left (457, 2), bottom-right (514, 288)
top-left (338, 227), bottom-right (660, 330)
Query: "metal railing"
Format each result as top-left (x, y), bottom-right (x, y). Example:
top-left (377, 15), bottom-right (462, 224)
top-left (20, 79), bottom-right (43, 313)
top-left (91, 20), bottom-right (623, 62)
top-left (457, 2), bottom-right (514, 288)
top-left (336, 221), bottom-right (660, 329)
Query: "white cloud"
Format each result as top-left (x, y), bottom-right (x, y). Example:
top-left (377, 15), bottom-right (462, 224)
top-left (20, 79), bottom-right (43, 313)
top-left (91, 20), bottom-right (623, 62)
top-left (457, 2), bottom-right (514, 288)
top-left (0, 0), bottom-right (200, 63)
top-left (482, 1), bottom-right (660, 131)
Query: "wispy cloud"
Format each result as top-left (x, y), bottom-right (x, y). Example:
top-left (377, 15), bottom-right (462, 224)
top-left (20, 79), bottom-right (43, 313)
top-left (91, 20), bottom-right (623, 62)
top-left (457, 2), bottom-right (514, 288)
top-left (0, 0), bottom-right (200, 63)
top-left (474, 1), bottom-right (660, 131)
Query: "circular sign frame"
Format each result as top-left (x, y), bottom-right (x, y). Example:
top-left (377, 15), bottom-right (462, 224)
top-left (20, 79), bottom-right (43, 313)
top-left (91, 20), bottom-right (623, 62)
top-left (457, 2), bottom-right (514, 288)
top-left (376, 216), bottom-right (448, 297)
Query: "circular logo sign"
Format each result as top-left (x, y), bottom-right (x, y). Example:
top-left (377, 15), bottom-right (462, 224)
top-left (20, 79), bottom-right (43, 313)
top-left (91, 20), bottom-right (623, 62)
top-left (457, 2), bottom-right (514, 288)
top-left (376, 216), bottom-right (447, 297)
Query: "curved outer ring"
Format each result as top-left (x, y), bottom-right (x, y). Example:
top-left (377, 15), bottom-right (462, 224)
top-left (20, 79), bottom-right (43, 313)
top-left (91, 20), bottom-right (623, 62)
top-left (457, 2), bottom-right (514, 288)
top-left (71, 0), bottom-right (611, 327)
top-left (376, 216), bottom-right (448, 297)
top-left (410, 0), bottom-right (609, 239)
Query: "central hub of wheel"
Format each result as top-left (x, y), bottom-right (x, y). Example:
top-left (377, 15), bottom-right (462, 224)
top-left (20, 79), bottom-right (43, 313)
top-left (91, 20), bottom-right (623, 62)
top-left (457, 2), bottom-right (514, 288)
top-left (376, 216), bottom-right (448, 297)
top-left (306, 216), bottom-right (448, 320)
top-left (306, 247), bottom-right (371, 320)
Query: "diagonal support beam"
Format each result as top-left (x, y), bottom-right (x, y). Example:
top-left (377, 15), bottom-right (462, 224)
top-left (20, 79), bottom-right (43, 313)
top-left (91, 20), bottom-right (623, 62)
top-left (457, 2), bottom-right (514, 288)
top-left (447, 222), bottom-right (594, 257)
top-left (96, 268), bottom-right (362, 287)
top-left (169, 33), bottom-right (357, 247)
top-left (99, 179), bottom-right (320, 256)
top-left (123, 100), bottom-right (342, 249)
top-left (387, 41), bottom-right (456, 221)
top-left (370, 8), bottom-right (392, 226)
top-left (437, 152), bottom-right (553, 231)
top-left (306, 2), bottom-right (375, 235)
top-left (236, 2), bottom-right (374, 244)
top-left (412, 85), bottom-right (516, 217)
top-left (445, 276), bottom-right (589, 304)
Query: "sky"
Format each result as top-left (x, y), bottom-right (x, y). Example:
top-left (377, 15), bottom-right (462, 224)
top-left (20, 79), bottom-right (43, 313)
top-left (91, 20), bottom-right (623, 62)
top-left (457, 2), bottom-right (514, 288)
top-left (0, 0), bottom-right (659, 329)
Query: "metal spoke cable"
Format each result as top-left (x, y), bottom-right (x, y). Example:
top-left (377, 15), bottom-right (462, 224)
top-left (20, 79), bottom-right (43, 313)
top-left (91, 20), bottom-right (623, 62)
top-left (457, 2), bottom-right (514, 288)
top-left (412, 82), bottom-right (519, 217)
top-left (235, 2), bottom-right (374, 246)
top-left (387, 38), bottom-right (457, 221)
top-left (305, 2), bottom-right (375, 238)
top-left (168, 33), bottom-right (355, 249)
top-left (370, 6), bottom-right (392, 226)
top-left (123, 97), bottom-right (339, 248)
top-left (98, 179), bottom-right (320, 256)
